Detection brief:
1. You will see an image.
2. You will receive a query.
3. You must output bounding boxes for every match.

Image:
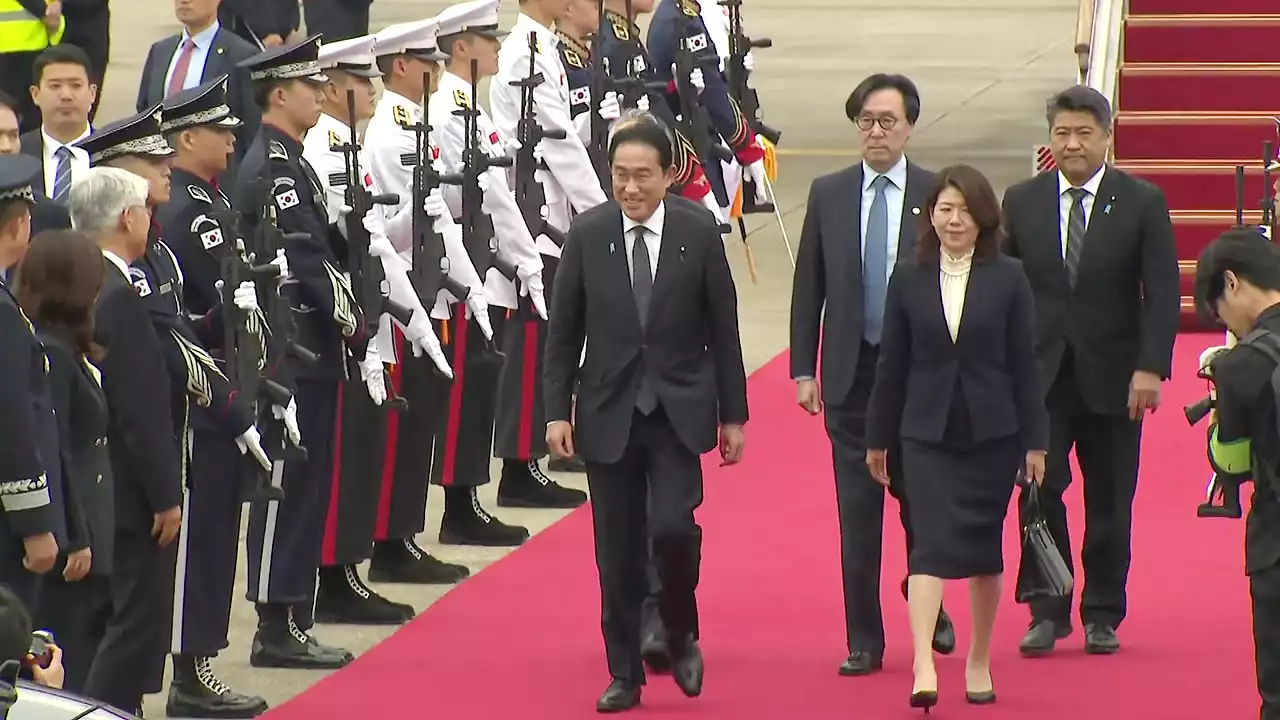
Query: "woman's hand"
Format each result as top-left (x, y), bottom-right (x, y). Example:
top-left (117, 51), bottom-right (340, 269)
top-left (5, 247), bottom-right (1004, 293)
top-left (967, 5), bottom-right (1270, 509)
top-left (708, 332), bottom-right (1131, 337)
top-left (1025, 450), bottom-right (1047, 486)
top-left (866, 449), bottom-right (890, 486)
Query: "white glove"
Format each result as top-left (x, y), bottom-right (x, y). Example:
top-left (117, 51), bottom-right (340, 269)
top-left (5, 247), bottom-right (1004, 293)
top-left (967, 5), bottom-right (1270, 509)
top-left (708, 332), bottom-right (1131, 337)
top-left (674, 65), bottom-right (705, 93)
top-left (745, 155), bottom-right (769, 205)
top-left (404, 310), bottom-right (454, 378)
top-left (369, 233), bottom-right (398, 259)
top-left (358, 342), bottom-right (386, 406)
top-left (532, 142), bottom-right (545, 164)
top-left (235, 426), bottom-right (272, 472)
top-left (520, 271), bottom-right (548, 320)
top-left (598, 91), bottom-right (621, 121)
top-left (743, 50), bottom-right (755, 73)
top-left (1199, 345), bottom-right (1231, 376)
top-left (503, 136), bottom-right (522, 158)
top-left (636, 93), bottom-right (650, 112)
top-left (270, 248), bottom-right (290, 284)
top-left (232, 281), bottom-right (259, 312)
top-left (700, 193), bottom-right (727, 228)
top-left (424, 188), bottom-right (449, 219)
top-left (271, 397), bottom-right (302, 447)
top-left (466, 294), bottom-right (493, 340)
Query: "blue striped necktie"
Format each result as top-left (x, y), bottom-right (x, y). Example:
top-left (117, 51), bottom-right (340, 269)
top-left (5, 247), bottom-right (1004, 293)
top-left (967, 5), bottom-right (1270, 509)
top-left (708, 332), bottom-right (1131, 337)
top-left (52, 146), bottom-right (72, 201)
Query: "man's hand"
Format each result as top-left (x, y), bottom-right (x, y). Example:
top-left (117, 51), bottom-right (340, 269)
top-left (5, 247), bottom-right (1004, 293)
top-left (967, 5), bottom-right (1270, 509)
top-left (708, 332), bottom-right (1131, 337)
top-left (796, 378), bottom-right (822, 415)
top-left (272, 398), bottom-right (302, 447)
top-left (521, 272), bottom-right (548, 320)
top-left (359, 343), bottom-right (387, 406)
top-left (470, 298), bottom-right (495, 340)
top-left (1025, 450), bottom-right (1047, 486)
top-left (42, 1), bottom-right (61, 33)
top-left (262, 33), bottom-right (284, 47)
top-left (598, 91), bottom-right (621, 121)
top-left (866, 449), bottom-right (890, 486)
top-left (718, 424), bottom-right (745, 465)
top-left (745, 153), bottom-right (769, 205)
top-left (1128, 370), bottom-right (1162, 420)
top-left (152, 505), bottom-right (182, 547)
top-left (21, 533), bottom-right (57, 574)
top-left (235, 426), bottom-right (272, 472)
top-left (63, 548), bottom-right (91, 582)
top-left (30, 644), bottom-right (64, 689)
top-left (270, 248), bottom-right (290, 285)
top-left (547, 420), bottom-right (575, 459)
top-left (405, 310), bottom-right (453, 378)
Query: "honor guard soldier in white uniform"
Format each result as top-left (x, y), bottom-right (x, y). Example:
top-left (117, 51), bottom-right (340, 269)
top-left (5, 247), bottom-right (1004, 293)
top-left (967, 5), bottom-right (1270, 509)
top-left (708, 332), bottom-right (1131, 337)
top-left (365, 16), bottom-right (485, 580)
top-left (488, 0), bottom-right (601, 508)
top-left (0, 154), bottom-right (65, 610)
top-left (153, 77), bottom-right (277, 719)
top-left (429, 0), bottom-right (548, 546)
top-left (234, 36), bottom-right (365, 670)
top-left (302, 33), bottom-right (450, 625)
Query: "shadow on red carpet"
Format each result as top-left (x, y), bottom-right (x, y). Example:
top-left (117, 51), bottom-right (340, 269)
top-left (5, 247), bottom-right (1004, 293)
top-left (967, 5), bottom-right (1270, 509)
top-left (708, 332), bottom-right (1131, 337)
top-left (266, 335), bottom-right (1256, 719)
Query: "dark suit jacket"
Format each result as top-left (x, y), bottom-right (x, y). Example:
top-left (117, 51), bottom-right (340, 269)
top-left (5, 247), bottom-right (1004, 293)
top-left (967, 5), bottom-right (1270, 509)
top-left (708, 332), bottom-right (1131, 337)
top-left (136, 26), bottom-right (260, 160)
top-left (39, 333), bottom-right (113, 577)
top-left (866, 255), bottom-right (1049, 451)
top-left (219, 0), bottom-right (299, 45)
top-left (18, 129), bottom-right (80, 233)
top-left (790, 160), bottom-right (934, 405)
top-left (94, 259), bottom-right (182, 531)
top-left (544, 196), bottom-right (749, 464)
top-left (1002, 168), bottom-right (1180, 416)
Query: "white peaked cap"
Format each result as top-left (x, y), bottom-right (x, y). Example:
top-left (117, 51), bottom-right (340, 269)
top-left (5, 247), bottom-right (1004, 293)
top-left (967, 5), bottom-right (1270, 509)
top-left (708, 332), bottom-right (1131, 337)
top-left (374, 18), bottom-right (450, 61)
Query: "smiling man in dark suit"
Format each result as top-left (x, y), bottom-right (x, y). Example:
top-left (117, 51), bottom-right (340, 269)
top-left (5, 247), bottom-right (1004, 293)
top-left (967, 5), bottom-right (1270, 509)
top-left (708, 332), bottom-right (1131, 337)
top-left (790, 73), bottom-right (955, 678)
top-left (544, 111), bottom-right (748, 713)
top-left (1003, 85), bottom-right (1180, 657)
top-left (136, 0), bottom-right (260, 160)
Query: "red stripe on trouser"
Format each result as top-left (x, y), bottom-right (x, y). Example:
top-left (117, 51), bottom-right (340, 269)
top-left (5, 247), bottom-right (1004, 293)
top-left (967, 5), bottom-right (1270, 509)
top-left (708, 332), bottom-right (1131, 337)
top-left (374, 327), bottom-right (406, 540)
top-left (517, 320), bottom-right (539, 459)
top-left (321, 382), bottom-right (345, 566)
top-left (440, 310), bottom-right (469, 486)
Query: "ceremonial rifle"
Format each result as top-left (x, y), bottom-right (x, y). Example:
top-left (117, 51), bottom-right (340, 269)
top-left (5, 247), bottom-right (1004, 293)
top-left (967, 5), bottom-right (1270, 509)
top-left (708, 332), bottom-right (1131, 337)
top-left (674, 36), bottom-right (733, 236)
top-left (511, 31), bottom-right (567, 251)
top-left (1263, 140), bottom-right (1276, 240)
top-left (718, 0), bottom-right (779, 146)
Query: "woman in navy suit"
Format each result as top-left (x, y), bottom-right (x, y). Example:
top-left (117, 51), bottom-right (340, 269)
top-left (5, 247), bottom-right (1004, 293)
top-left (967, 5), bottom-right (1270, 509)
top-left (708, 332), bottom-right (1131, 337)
top-left (865, 165), bottom-right (1049, 712)
top-left (13, 229), bottom-right (113, 693)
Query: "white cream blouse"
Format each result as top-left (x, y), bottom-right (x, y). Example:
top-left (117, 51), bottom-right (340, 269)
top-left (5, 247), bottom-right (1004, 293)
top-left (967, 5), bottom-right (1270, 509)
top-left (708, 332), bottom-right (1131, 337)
top-left (939, 248), bottom-right (974, 342)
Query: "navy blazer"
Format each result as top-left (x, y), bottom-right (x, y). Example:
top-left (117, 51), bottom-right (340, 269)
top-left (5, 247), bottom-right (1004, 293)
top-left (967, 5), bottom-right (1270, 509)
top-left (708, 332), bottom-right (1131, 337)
top-left (866, 253), bottom-right (1049, 451)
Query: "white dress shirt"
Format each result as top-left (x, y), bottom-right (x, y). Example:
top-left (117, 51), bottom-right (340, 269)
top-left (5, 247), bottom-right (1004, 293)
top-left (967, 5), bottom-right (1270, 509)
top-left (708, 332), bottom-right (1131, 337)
top-left (939, 248), bottom-right (973, 343)
top-left (861, 154), bottom-right (907, 288)
top-left (163, 21), bottom-right (221, 95)
top-left (41, 127), bottom-right (90, 198)
top-left (1057, 164), bottom-right (1105, 258)
top-left (622, 200), bottom-right (665, 283)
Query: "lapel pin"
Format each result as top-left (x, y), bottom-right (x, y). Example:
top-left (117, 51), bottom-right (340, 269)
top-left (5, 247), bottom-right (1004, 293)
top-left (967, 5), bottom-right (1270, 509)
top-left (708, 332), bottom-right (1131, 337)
top-left (609, 242), bottom-right (615, 254)
top-left (216, 47), bottom-right (224, 54)
top-left (1104, 196), bottom-right (1114, 215)
top-left (911, 207), bottom-right (920, 215)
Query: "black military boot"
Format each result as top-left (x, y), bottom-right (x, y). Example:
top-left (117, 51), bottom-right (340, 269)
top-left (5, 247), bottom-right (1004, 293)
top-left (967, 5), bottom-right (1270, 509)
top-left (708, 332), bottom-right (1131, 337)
top-left (314, 564), bottom-right (415, 625)
top-left (547, 454), bottom-right (586, 473)
top-left (368, 538), bottom-right (470, 584)
top-left (496, 459), bottom-right (588, 509)
top-left (439, 486), bottom-right (530, 546)
top-left (249, 604), bottom-right (353, 670)
top-left (166, 654), bottom-right (268, 718)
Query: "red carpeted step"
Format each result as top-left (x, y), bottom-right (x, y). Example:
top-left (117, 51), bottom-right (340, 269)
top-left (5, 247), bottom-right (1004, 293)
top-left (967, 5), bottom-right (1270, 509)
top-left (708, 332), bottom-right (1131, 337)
top-left (1173, 210), bottom-right (1262, 259)
top-left (1125, 16), bottom-right (1280, 64)
top-left (1118, 163), bottom-right (1272, 211)
top-left (1131, 0), bottom-right (1280, 13)
top-left (1113, 113), bottom-right (1276, 162)
top-left (1119, 65), bottom-right (1280, 113)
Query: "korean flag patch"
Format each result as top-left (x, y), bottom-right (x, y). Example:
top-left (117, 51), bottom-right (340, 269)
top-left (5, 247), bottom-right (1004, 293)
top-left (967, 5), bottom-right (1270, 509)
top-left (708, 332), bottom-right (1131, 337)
top-left (127, 266), bottom-right (152, 297)
top-left (272, 176), bottom-right (299, 211)
top-left (688, 33), bottom-right (708, 53)
top-left (570, 86), bottom-right (590, 108)
top-left (190, 214), bottom-right (224, 250)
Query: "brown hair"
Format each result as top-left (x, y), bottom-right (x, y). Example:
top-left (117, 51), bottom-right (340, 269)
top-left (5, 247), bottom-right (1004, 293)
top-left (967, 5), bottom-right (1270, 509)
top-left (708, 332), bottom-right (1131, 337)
top-left (13, 229), bottom-right (105, 362)
top-left (915, 164), bottom-right (1004, 264)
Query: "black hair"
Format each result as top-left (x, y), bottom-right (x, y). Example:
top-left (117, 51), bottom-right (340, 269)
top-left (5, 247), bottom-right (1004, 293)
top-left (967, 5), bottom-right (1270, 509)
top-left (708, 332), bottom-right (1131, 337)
top-left (1194, 227), bottom-right (1280, 322)
top-left (32, 44), bottom-right (93, 87)
top-left (916, 164), bottom-right (1004, 263)
top-left (1045, 85), bottom-right (1112, 128)
top-left (607, 112), bottom-right (674, 169)
top-left (0, 587), bottom-right (31, 671)
top-left (252, 80), bottom-right (282, 112)
top-left (845, 73), bottom-right (921, 125)
top-left (0, 90), bottom-right (16, 116)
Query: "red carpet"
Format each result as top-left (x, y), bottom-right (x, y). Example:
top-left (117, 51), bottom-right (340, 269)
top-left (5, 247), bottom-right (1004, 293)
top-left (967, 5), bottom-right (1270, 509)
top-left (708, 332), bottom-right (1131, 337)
top-left (1124, 17), bottom-right (1280, 64)
top-left (1130, 0), bottom-right (1279, 12)
top-left (1119, 66), bottom-right (1280, 113)
top-left (1119, 164), bottom-right (1270, 212)
top-left (266, 338), bottom-right (1259, 720)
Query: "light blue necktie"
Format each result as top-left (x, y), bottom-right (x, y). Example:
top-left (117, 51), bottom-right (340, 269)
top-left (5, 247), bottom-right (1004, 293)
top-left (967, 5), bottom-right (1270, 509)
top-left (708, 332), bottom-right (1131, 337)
top-left (863, 174), bottom-right (891, 345)
top-left (52, 146), bottom-right (72, 202)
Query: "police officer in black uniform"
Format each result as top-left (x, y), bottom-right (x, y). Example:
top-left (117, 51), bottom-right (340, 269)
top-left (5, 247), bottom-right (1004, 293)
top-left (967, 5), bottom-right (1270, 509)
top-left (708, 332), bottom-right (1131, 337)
top-left (154, 76), bottom-right (278, 719)
top-left (0, 153), bottom-right (65, 609)
top-left (1193, 229), bottom-right (1280, 720)
top-left (235, 35), bottom-right (371, 669)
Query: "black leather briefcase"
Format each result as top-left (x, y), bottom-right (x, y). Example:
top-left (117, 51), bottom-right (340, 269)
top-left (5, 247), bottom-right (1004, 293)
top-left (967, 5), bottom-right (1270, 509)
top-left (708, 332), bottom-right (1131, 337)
top-left (1016, 471), bottom-right (1074, 602)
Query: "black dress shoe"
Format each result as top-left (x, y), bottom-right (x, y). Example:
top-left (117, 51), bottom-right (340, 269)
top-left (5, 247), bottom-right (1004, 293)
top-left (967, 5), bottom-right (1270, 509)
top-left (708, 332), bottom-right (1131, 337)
top-left (1083, 623), bottom-right (1120, 654)
top-left (640, 634), bottom-right (671, 674)
top-left (166, 655), bottom-right (269, 718)
top-left (596, 680), bottom-right (641, 713)
top-left (671, 643), bottom-right (704, 697)
top-left (440, 489), bottom-right (530, 546)
top-left (1018, 620), bottom-right (1072, 657)
top-left (314, 565), bottom-right (414, 625)
top-left (838, 652), bottom-right (883, 676)
top-left (497, 460), bottom-right (588, 508)
top-left (933, 609), bottom-right (956, 655)
top-left (249, 615), bottom-right (353, 670)
top-left (368, 539), bottom-right (471, 584)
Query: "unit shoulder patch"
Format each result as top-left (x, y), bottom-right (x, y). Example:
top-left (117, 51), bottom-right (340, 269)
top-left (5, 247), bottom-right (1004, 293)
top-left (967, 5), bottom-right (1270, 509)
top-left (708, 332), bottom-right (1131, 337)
top-left (268, 140), bottom-right (289, 161)
top-left (186, 184), bottom-right (212, 204)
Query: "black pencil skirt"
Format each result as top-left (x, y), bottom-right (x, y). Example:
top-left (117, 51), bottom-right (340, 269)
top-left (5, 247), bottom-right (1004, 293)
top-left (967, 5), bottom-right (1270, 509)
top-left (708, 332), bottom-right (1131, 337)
top-left (902, 434), bottom-right (1022, 580)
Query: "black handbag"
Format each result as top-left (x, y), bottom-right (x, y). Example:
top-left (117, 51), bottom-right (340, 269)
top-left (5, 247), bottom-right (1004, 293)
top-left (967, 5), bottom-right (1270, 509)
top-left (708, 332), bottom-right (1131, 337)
top-left (1016, 471), bottom-right (1074, 602)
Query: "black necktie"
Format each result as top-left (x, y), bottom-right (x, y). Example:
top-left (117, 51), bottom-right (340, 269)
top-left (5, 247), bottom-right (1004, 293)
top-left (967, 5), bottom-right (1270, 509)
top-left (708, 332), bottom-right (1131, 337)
top-left (631, 226), bottom-right (657, 414)
top-left (1066, 187), bottom-right (1087, 286)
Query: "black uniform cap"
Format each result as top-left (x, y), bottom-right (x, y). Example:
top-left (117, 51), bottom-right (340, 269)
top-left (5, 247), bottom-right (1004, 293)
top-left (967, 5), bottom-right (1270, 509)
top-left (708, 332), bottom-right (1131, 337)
top-left (237, 34), bottom-right (329, 84)
top-left (76, 105), bottom-right (175, 165)
top-left (161, 75), bottom-right (243, 134)
top-left (0, 154), bottom-right (41, 204)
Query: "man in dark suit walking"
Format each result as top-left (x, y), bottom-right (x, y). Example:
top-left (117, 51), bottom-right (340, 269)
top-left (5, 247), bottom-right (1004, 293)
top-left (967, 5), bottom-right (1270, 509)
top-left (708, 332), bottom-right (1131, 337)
top-left (789, 73), bottom-right (955, 677)
top-left (1003, 85), bottom-right (1180, 657)
top-left (544, 112), bottom-right (748, 713)
top-left (136, 0), bottom-right (260, 160)
top-left (19, 45), bottom-right (94, 201)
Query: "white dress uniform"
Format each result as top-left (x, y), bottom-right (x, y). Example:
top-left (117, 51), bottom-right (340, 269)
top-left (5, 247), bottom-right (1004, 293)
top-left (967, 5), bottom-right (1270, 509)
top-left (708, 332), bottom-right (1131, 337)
top-left (697, 0), bottom-right (743, 209)
top-left (490, 13), bottom-right (606, 239)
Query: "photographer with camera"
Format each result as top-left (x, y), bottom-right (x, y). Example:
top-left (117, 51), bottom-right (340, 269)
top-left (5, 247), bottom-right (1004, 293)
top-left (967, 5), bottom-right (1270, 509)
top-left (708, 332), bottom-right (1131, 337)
top-left (0, 586), bottom-right (63, 690)
top-left (1192, 227), bottom-right (1280, 720)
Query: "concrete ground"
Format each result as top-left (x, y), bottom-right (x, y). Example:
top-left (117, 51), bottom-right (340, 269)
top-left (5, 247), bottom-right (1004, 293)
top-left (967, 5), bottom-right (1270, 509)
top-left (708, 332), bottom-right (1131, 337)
top-left (96, 0), bottom-right (1079, 715)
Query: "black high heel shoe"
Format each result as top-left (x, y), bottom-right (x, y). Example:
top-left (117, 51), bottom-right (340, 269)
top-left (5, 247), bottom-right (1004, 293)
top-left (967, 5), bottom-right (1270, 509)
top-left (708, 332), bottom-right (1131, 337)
top-left (910, 690), bottom-right (938, 713)
top-left (966, 690), bottom-right (997, 705)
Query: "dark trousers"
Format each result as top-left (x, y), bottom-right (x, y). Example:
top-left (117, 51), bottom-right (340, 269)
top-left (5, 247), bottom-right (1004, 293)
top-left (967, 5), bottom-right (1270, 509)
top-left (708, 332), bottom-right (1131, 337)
top-left (1254, 563), bottom-right (1280, 720)
top-left (377, 330), bottom-right (447, 541)
top-left (322, 371), bottom-right (388, 566)
top-left (587, 406), bottom-right (703, 685)
top-left (427, 307), bottom-right (503, 488)
top-left (825, 341), bottom-right (911, 656)
top-left (32, 566), bottom-right (110, 694)
top-left (0, 551), bottom-right (41, 611)
top-left (1016, 351), bottom-right (1142, 629)
top-left (245, 378), bottom-right (338, 619)
top-left (171, 428), bottom-right (243, 656)
top-left (303, 0), bottom-right (370, 42)
top-left (494, 255), bottom-right (558, 462)
top-left (83, 528), bottom-right (178, 711)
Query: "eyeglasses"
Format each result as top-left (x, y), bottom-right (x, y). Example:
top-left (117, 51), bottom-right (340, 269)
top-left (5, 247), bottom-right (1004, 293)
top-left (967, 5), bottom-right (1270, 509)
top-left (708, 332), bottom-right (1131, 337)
top-left (856, 115), bottom-right (898, 132)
